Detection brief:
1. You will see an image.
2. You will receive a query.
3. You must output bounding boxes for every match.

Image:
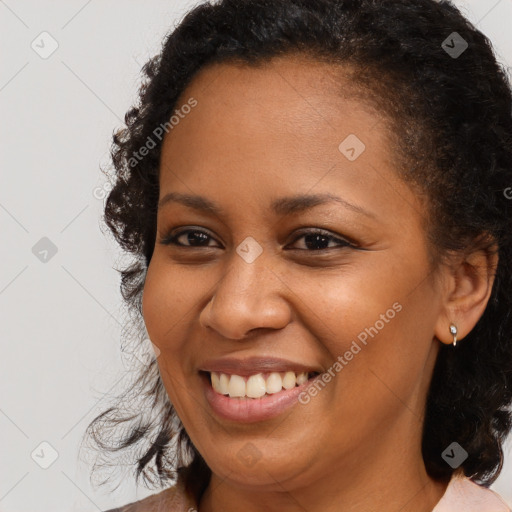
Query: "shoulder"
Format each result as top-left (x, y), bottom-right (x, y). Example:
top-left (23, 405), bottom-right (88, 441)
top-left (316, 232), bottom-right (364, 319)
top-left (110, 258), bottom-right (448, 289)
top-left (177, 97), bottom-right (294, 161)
top-left (101, 474), bottom-right (198, 512)
top-left (433, 476), bottom-right (511, 512)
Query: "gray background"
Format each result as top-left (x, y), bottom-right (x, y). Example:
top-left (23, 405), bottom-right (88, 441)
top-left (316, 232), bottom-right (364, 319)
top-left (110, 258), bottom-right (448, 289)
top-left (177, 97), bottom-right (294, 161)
top-left (1, 1), bottom-right (511, 510)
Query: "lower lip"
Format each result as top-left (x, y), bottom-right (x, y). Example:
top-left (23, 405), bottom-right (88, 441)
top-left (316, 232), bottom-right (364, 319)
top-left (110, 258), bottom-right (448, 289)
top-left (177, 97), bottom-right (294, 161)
top-left (201, 372), bottom-right (319, 423)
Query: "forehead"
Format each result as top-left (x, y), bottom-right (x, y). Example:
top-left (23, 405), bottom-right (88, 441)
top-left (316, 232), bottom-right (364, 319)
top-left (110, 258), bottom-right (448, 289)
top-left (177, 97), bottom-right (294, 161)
top-left (162, 54), bottom-right (392, 171)
top-left (175, 54), bottom-right (377, 130)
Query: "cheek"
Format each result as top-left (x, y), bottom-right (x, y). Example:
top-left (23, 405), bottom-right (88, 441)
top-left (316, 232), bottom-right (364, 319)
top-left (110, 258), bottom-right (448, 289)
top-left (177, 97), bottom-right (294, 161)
top-left (306, 255), bottom-right (435, 405)
top-left (294, 263), bottom-right (405, 355)
top-left (141, 259), bottom-right (212, 408)
top-left (142, 259), bottom-right (197, 348)
top-left (141, 264), bottom-right (169, 344)
top-left (142, 263), bottom-right (198, 417)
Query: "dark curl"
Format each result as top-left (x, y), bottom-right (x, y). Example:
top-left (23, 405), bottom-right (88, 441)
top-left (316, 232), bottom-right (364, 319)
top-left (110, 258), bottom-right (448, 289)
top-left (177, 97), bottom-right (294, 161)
top-left (82, 0), bottom-right (512, 497)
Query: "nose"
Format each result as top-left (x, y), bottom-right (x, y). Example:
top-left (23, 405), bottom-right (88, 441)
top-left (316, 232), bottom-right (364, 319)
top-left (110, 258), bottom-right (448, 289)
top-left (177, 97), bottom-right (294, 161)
top-left (199, 253), bottom-right (292, 340)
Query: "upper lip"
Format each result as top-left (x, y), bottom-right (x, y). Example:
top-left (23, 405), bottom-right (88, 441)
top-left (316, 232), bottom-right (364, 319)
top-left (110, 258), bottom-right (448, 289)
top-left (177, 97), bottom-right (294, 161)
top-left (198, 356), bottom-right (322, 376)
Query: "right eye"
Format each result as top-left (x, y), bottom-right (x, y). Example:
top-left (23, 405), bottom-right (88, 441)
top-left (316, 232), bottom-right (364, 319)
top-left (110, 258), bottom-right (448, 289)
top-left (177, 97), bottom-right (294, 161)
top-left (159, 228), bottom-right (222, 248)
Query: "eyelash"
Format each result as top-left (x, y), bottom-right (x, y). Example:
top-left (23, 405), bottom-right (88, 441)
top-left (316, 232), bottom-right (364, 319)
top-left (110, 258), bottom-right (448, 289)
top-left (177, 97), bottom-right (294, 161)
top-left (159, 227), bottom-right (355, 251)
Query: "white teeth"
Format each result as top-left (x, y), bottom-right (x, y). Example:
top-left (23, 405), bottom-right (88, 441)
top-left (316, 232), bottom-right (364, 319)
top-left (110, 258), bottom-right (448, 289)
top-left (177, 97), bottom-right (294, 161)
top-left (266, 372), bottom-right (284, 394)
top-left (211, 372), bottom-right (221, 393)
top-left (296, 372), bottom-right (308, 385)
top-left (228, 374), bottom-right (246, 397)
top-left (210, 370), bottom-right (311, 398)
top-left (219, 373), bottom-right (230, 394)
top-left (282, 371), bottom-right (296, 389)
top-left (246, 374), bottom-right (266, 398)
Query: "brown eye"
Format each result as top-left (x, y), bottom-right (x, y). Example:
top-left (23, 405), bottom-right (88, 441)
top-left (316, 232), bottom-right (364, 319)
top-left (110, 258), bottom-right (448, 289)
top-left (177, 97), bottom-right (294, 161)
top-left (159, 227), bottom-right (355, 252)
top-left (287, 229), bottom-right (354, 251)
top-left (160, 228), bottom-right (221, 248)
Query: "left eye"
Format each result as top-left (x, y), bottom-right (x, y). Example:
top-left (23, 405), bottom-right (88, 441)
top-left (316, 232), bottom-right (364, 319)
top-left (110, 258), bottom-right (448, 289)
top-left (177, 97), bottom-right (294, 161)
top-left (160, 228), bottom-right (353, 251)
top-left (288, 230), bottom-right (353, 251)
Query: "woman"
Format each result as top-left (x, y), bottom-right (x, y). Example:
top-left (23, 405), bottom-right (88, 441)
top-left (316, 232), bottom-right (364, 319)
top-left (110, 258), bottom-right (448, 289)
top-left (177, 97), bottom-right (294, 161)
top-left (83, 0), bottom-right (512, 510)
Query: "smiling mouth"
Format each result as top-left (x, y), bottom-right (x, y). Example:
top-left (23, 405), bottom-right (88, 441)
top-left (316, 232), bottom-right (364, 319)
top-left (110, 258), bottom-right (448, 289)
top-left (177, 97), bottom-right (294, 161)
top-left (200, 370), bottom-right (321, 399)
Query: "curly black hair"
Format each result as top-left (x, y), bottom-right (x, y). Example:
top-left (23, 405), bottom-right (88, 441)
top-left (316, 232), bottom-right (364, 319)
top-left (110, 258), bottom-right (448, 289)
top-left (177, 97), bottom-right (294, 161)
top-left (81, 0), bottom-right (512, 500)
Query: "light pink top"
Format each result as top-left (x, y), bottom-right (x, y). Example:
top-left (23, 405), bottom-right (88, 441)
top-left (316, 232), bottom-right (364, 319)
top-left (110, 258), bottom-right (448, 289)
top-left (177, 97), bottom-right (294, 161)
top-left (105, 473), bottom-right (511, 511)
top-left (432, 476), bottom-right (511, 512)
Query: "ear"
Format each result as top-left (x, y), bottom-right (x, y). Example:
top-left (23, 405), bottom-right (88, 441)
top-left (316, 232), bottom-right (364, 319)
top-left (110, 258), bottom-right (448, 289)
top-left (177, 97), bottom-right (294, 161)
top-left (434, 239), bottom-right (499, 346)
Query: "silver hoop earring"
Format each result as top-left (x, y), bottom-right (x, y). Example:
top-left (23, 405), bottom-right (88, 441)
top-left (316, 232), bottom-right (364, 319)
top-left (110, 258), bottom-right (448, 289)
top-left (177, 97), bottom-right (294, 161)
top-left (450, 324), bottom-right (458, 347)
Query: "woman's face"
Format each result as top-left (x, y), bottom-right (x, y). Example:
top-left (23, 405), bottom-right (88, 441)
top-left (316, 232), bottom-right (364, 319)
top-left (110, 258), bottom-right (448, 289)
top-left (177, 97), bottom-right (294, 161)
top-left (142, 55), bottom-right (446, 488)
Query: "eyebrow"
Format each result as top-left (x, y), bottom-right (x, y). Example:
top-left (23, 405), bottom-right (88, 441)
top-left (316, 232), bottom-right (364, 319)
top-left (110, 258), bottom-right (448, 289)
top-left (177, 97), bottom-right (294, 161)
top-left (157, 192), bottom-right (375, 218)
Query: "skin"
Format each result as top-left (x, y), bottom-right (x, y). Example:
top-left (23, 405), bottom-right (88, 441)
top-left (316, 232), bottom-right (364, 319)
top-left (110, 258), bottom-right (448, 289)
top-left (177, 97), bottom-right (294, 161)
top-left (141, 54), bottom-right (498, 512)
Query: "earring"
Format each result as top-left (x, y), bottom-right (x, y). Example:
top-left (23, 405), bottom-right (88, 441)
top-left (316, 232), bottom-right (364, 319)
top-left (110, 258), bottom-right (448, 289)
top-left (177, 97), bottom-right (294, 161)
top-left (449, 324), bottom-right (458, 347)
